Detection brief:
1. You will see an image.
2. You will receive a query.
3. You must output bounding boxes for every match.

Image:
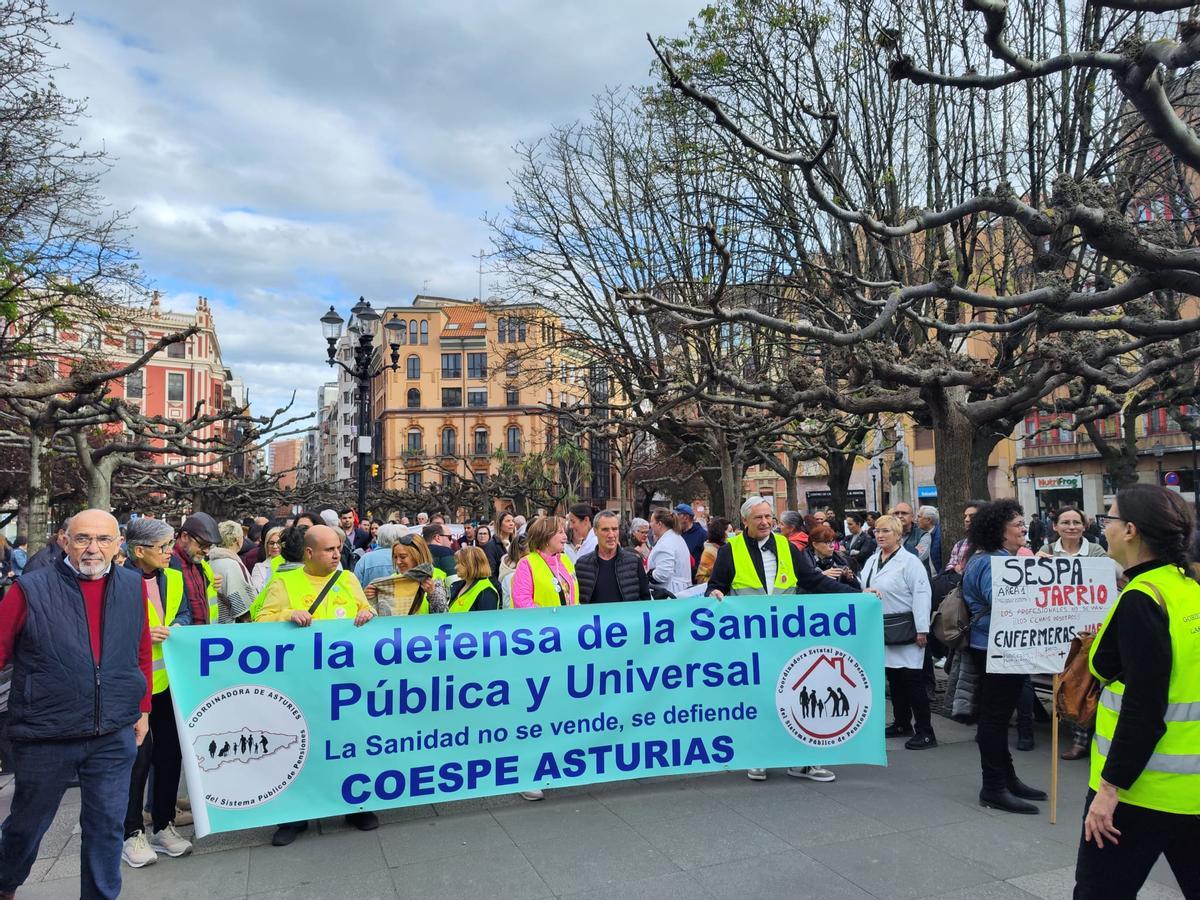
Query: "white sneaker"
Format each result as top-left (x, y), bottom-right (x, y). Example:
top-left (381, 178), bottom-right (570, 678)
top-left (520, 789), bottom-right (545, 801)
top-left (746, 768), bottom-right (768, 781)
top-left (787, 766), bottom-right (836, 782)
top-left (150, 823), bottom-right (193, 858)
top-left (122, 832), bottom-right (158, 868)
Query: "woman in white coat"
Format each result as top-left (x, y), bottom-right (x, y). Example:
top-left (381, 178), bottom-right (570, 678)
top-left (861, 514), bottom-right (936, 750)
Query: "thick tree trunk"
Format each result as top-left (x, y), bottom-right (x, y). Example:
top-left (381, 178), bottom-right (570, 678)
top-left (928, 396), bottom-right (977, 554)
top-left (26, 431), bottom-right (51, 554)
top-left (825, 452), bottom-right (856, 523)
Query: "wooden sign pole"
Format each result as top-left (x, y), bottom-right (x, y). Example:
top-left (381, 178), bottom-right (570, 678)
top-left (1050, 674), bottom-right (1060, 825)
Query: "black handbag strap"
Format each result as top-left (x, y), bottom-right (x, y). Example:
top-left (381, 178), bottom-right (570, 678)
top-left (308, 572), bottom-right (340, 615)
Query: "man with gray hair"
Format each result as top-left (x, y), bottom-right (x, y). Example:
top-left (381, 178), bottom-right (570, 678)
top-left (916, 505), bottom-right (942, 573)
top-left (575, 511), bottom-right (650, 603)
top-left (353, 523), bottom-right (405, 588)
top-left (706, 496), bottom-right (855, 783)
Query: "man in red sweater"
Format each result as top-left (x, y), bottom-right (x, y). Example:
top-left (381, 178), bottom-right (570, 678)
top-left (0, 509), bottom-right (152, 900)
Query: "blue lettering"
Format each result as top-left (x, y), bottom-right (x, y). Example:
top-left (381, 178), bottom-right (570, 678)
top-left (199, 637), bottom-right (232, 676)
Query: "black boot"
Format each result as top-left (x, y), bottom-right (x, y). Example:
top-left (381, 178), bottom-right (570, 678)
top-left (979, 788), bottom-right (1039, 814)
top-left (271, 820), bottom-right (309, 846)
top-left (1006, 778), bottom-right (1047, 801)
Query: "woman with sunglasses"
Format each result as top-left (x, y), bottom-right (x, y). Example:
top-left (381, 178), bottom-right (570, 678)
top-left (1074, 486), bottom-right (1200, 899)
top-left (365, 533), bottom-right (447, 614)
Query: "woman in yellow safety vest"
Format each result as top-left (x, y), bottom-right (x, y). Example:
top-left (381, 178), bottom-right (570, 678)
top-left (447, 546), bottom-right (499, 612)
top-left (1074, 484), bottom-right (1200, 899)
top-left (364, 533), bottom-right (447, 614)
top-left (511, 516), bottom-right (576, 608)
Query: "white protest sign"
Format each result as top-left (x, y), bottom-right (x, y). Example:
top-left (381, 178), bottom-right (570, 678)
top-left (986, 556), bottom-right (1119, 674)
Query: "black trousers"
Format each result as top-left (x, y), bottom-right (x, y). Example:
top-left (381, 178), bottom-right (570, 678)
top-left (969, 649), bottom-right (1026, 790)
top-left (124, 689), bottom-right (181, 837)
top-left (885, 666), bottom-right (933, 736)
top-left (1074, 790), bottom-right (1200, 899)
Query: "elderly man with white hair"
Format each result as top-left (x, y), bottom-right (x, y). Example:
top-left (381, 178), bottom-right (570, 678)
top-left (706, 496), bottom-right (857, 784)
top-left (915, 505), bottom-right (942, 574)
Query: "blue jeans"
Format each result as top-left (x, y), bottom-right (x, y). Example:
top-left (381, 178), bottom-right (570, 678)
top-left (0, 728), bottom-right (137, 899)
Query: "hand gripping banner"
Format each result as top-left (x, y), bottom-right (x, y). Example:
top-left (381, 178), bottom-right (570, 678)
top-left (164, 594), bottom-right (886, 836)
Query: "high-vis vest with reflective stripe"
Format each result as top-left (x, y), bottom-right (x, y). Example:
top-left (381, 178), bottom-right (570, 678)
top-left (148, 568), bottom-right (185, 694)
top-left (274, 567), bottom-right (362, 621)
top-left (1088, 563), bottom-right (1200, 814)
top-left (249, 556), bottom-right (288, 621)
top-left (728, 533), bottom-right (797, 594)
top-left (450, 578), bottom-right (496, 613)
top-left (200, 558), bottom-right (219, 623)
top-left (526, 553), bottom-right (576, 607)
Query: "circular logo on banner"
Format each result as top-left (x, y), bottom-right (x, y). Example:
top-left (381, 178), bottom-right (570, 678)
top-left (775, 647), bottom-right (871, 746)
top-left (186, 685), bottom-right (309, 808)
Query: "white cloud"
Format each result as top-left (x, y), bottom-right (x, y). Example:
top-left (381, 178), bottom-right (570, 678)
top-left (49, 0), bottom-right (700, 415)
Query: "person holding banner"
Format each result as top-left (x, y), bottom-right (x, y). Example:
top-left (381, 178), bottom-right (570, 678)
top-left (121, 518), bottom-right (194, 869)
top-left (1074, 485), bottom-right (1200, 899)
top-left (255, 524), bottom-right (378, 847)
top-left (962, 500), bottom-right (1048, 814)
top-left (861, 515), bottom-right (936, 750)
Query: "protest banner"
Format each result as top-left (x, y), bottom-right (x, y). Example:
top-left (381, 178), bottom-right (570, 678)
top-left (164, 594), bottom-right (885, 836)
top-left (986, 556), bottom-right (1118, 675)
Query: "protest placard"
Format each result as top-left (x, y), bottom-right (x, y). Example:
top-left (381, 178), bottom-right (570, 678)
top-left (986, 556), bottom-right (1119, 674)
top-left (164, 595), bottom-right (885, 836)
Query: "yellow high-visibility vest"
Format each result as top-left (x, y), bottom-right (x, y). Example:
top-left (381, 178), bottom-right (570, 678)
top-left (1089, 563), bottom-right (1200, 814)
top-left (526, 554), bottom-right (576, 607)
top-left (200, 558), bottom-right (219, 624)
top-left (728, 533), bottom-right (797, 594)
top-left (148, 568), bottom-right (185, 694)
top-left (449, 578), bottom-right (496, 613)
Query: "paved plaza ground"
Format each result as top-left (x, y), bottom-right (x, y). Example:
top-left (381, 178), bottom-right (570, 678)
top-left (2, 714), bottom-right (1187, 899)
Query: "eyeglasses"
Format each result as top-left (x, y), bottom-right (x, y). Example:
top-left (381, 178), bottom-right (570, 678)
top-left (1095, 514), bottom-right (1124, 527)
top-left (1006, 520), bottom-right (1028, 531)
top-left (70, 534), bottom-right (118, 548)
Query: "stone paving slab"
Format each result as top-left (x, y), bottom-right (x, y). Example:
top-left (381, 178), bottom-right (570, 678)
top-left (0, 717), bottom-right (1186, 899)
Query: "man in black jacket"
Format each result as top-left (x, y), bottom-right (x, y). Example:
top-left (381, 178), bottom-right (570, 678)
top-left (576, 511), bottom-right (650, 603)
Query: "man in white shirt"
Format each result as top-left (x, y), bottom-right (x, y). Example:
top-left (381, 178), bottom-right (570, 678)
top-left (645, 508), bottom-right (693, 596)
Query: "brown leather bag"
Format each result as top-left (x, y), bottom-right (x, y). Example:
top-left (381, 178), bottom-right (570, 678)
top-left (1055, 633), bottom-right (1101, 728)
top-left (1055, 580), bottom-right (1166, 729)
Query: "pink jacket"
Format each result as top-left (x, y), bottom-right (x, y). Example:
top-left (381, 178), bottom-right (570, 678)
top-left (511, 552), bottom-right (577, 608)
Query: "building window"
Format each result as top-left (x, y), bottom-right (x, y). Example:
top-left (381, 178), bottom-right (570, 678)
top-left (395, 324), bottom-right (406, 345)
top-left (439, 471), bottom-right (452, 488)
top-left (407, 472), bottom-right (421, 493)
top-left (420, 321), bottom-right (428, 344)
top-left (474, 470), bottom-right (487, 486)
top-left (516, 319), bottom-right (527, 341)
top-left (506, 426), bottom-right (521, 455)
top-left (914, 428), bottom-right (934, 451)
top-left (442, 388), bottom-right (462, 408)
top-left (506, 388), bottom-right (519, 406)
top-left (1024, 412), bottom-right (1074, 446)
top-left (342, 434), bottom-right (351, 447)
top-left (125, 371), bottom-right (144, 400)
top-left (167, 372), bottom-right (185, 402)
top-left (498, 318), bottom-right (507, 343)
top-left (407, 429), bottom-right (422, 452)
top-left (474, 428), bottom-right (489, 455)
top-left (126, 330), bottom-right (145, 354)
top-left (467, 352), bottom-right (487, 379)
top-left (467, 388), bottom-right (487, 407)
top-left (408, 320), bottom-right (418, 344)
top-left (406, 388), bottom-right (421, 408)
top-left (505, 353), bottom-right (517, 377)
top-left (441, 426), bottom-right (456, 456)
top-left (167, 340), bottom-right (186, 359)
top-left (406, 355), bottom-right (420, 379)
top-left (81, 326), bottom-right (102, 351)
top-left (441, 353), bottom-right (462, 378)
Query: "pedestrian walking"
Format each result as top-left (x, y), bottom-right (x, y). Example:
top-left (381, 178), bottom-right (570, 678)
top-left (0, 510), bottom-right (151, 900)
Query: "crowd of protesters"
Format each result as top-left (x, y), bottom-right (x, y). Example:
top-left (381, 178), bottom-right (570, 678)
top-left (0, 488), bottom-right (1194, 898)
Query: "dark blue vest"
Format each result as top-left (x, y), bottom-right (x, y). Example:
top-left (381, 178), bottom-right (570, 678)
top-left (9, 561), bottom-right (146, 741)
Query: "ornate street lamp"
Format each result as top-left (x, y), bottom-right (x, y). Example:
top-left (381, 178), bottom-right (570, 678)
top-left (319, 298), bottom-right (403, 518)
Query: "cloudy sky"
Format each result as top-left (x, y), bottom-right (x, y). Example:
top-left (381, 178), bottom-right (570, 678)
top-left (50, 1), bottom-right (700, 417)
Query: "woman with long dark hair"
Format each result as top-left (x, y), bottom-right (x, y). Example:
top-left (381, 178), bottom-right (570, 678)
top-left (1074, 484), bottom-right (1200, 898)
top-left (962, 499), bottom-right (1047, 813)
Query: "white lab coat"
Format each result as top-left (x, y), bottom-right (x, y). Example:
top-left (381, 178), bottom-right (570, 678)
top-left (860, 546), bottom-right (931, 670)
top-left (646, 529), bottom-right (693, 596)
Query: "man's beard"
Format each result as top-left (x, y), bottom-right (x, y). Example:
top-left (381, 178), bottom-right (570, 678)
top-left (78, 556), bottom-right (107, 577)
